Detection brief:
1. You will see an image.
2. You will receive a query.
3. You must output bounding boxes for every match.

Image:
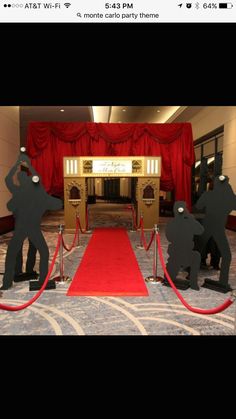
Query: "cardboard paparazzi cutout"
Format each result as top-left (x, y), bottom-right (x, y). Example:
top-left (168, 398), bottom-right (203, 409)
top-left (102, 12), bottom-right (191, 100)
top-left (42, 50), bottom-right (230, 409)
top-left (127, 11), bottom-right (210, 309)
top-left (195, 175), bottom-right (236, 292)
top-left (0, 150), bottom-right (62, 290)
top-left (164, 201), bottom-right (204, 290)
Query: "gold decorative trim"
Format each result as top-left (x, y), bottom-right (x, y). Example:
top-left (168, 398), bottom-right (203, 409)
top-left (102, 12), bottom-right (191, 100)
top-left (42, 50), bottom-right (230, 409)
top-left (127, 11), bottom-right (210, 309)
top-left (83, 160), bottom-right (93, 174)
top-left (66, 181), bottom-right (85, 208)
top-left (139, 179), bottom-right (158, 207)
top-left (132, 160), bottom-right (142, 174)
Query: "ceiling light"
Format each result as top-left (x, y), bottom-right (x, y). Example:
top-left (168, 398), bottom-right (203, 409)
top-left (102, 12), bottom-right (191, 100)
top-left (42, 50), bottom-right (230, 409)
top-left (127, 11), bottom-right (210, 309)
top-left (92, 106), bottom-right (110, 122)
top-left (156, 109), bottom-right (161, 113)
top-left (122, 109), bottom-right (126, 112)
top-left (60, 109), bottom-right (65, 112)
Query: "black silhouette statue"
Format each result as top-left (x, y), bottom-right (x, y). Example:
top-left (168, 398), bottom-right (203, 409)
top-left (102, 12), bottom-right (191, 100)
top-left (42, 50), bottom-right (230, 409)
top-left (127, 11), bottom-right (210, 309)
top-left (200, 237), bottom-right (221, 271)
top-left (194, 178), bottom-right (221, 271)
top-left (164, 201), bottom-right (204, 290)
top-left (195, 175), bottom-right (236, 292)
top-left (0, 150), bottom-right (63, 291)
top-left (14, 239), bottom-right (38, 281)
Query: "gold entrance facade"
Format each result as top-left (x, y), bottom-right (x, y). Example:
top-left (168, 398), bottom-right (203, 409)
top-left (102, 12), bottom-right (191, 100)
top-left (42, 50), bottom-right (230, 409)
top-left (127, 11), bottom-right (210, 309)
top-left (63, 156), bottom-right (161, 231)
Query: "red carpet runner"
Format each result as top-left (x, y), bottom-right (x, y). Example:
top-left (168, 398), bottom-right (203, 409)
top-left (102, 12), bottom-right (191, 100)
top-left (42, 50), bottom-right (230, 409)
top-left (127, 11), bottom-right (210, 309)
top-left (67, 228), bottom-right (148, 296)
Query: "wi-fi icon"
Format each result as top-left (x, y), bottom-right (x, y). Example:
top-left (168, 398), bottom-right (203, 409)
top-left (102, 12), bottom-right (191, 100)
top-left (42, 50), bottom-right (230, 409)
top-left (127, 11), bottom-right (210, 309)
top-left (64, 3), bottom-right (71, 7)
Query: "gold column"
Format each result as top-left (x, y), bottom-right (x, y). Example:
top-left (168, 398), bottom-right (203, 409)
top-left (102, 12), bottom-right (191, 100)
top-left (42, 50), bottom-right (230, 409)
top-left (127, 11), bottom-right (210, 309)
top-left (64, 177), bottom-right (87, 232)
top-left (136, 177), bottom-right (160, 229)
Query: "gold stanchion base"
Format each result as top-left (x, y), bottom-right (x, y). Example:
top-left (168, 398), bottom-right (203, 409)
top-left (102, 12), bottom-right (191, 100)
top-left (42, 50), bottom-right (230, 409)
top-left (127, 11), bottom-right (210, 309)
top-left (86, 230), bottom-right (92, 234)
top-left (75, 244), bottom-right (84, 249)
top-left (231, 289), bottom-right (236, 300)
top-left (129, 229), bottom-right (136, 233)
top-left (145, 276), bottom-right (164, 283)
top-left (53, 275), bottom-right (71, 283)
top-left (136, 244), bottom-right (144, 249)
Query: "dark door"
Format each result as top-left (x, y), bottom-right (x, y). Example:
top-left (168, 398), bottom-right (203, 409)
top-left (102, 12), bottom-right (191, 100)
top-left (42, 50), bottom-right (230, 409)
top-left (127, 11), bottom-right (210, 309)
top-left (104, 178), bottom-right (120, 202)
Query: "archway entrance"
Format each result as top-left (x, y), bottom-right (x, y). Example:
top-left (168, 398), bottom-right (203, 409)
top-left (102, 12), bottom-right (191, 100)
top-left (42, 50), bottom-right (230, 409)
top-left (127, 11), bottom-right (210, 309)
top-left (63, 156), bottom-right (161, 230)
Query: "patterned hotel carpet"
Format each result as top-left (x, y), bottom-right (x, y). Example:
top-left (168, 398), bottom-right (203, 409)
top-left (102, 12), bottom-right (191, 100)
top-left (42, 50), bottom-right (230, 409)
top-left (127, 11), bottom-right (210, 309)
top-left (0, 203), bottom-right (236, 335)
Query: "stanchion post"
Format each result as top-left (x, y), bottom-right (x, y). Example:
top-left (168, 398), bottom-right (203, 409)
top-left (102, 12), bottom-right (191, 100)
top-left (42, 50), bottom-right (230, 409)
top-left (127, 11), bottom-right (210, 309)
top-left (129, 205), bottom-right (136, 233)
top-left (86, 206), bottom-right (92, 234)
top-left (140, 211), bottom-right (143, 229)
top-left (136, 212), bottom-right (144, 249)
top-left (153, 224), bottom-right (158, 280)
top-left (145, 224), bottom-right (163, 283)
top-left (59, 224), bottom-right (64, 282)
top-left (76, 215), bottom-right (83, 248)
top-left (53, 224), bottom-right (70, 283)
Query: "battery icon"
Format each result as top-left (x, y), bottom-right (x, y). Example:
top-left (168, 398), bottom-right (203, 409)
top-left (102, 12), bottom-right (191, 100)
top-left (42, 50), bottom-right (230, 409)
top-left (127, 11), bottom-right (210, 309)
top-left (219, 3), bottom-right (233, 8)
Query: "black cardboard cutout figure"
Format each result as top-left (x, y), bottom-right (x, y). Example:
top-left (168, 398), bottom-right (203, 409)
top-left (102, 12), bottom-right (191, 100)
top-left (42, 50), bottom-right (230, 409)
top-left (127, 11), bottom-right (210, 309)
top-left (165, 201), bottom-right (204, 290)
top-left (195, 175), bottom-right (236, 290)
top-left (15, 239), bottom-right (37, 278)
top-left (200, 236), bottom-right (221, 270)
top-left (194, 178), bottom-right (221, 271)
top-left (0, 152), bottom-right (62, 290)
top-left (6, 160), bottom-right (38, 279)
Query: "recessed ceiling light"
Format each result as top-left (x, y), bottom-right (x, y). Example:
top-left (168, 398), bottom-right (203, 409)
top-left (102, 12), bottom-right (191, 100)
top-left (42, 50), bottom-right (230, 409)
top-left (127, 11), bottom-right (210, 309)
top-left (60, 109), bottom-right (65, 112)
top-left (156, 109), bottom-right (161, 113)
top-left (122, 108), bottom-right (126, 112)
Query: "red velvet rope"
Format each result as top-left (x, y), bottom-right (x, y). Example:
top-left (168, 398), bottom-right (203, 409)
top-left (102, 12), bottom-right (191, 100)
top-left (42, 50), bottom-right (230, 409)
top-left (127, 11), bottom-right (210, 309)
top-left (140, 218), bottom-right (155, 251)
top-left (77, 216), bottom-right (88, 234)
top-left (156, 234), bottom-right (233, 315)
top-left (0, 234), bottom-right (62, 312)
top-left (62, 218), bottom-right (80, 252)
top-left (127, 205), bottom-right (142, 230)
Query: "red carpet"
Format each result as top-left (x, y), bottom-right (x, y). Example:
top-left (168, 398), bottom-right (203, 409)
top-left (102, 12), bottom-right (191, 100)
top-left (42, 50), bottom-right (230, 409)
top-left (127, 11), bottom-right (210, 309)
top-left (67, 228), bottom-right (148, 296)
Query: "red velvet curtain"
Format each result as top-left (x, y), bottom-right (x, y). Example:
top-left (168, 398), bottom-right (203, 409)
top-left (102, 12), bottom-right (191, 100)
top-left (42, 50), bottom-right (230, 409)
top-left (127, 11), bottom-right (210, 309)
top-left (26, 122), bottom-right (195, 209)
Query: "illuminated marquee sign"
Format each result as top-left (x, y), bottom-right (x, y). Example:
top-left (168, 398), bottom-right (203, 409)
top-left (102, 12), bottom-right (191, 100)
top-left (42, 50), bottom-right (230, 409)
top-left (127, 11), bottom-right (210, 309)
top-left (64, 156), bottom-right (161, 177)
top-left (92, 160), bottom-right (132, 174)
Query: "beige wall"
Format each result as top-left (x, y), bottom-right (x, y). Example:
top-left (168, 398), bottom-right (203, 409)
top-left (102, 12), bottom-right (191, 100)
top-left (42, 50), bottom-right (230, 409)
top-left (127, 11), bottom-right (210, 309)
top-left (120, 178), bottom-right (130, 197)
top-left (0, 107), bottom-right (20, 217)
top-left (189, 106), bottom-right (236, 215)
top-left (95, 178), bottom-right (103, 196)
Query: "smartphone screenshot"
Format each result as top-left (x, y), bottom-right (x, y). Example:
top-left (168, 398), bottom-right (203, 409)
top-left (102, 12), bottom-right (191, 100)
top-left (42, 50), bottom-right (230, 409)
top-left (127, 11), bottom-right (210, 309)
top-left (1, 1), bottom-right (236, 344)
top-left (0, 0), bottom-right (236, 22)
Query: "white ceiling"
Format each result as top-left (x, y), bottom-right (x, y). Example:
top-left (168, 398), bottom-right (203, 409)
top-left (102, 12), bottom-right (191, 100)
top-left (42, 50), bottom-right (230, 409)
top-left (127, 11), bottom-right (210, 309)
top-left (20, 105), bottom-right (93, 124)
top-left (20, 105), bottom-right (205, 124)
top-left (20, 105), bottom-right (206, 144)
top-left (20, 106), bottom-right (93, 144)
top-left (109, 106), bottom-right (187, 123)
